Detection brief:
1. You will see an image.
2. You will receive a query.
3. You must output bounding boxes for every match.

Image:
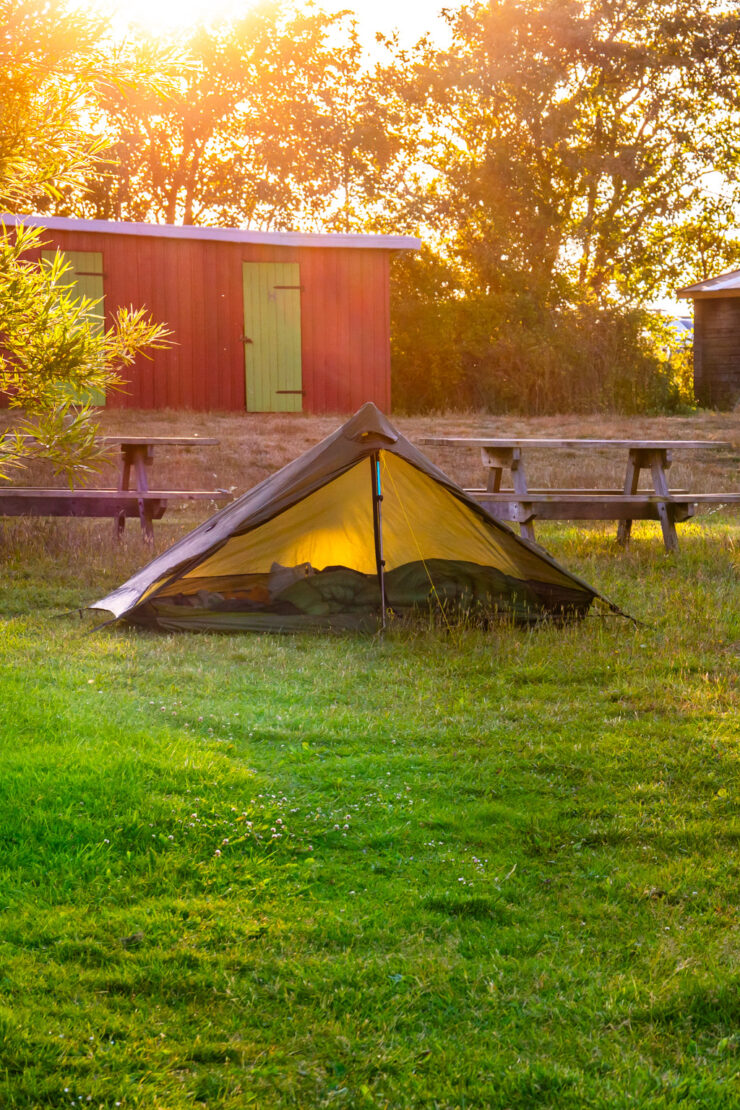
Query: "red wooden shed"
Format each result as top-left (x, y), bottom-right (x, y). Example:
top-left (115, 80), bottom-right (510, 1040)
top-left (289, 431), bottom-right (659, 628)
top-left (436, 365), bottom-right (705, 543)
top-left (7, 215), bottom-right (420, 413)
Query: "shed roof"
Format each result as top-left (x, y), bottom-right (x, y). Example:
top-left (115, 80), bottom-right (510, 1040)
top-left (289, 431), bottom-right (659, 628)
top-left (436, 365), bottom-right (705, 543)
top-left (677, 268), bottom-right (740, 299)
top-left (1, 213), bottom-right (421, 252)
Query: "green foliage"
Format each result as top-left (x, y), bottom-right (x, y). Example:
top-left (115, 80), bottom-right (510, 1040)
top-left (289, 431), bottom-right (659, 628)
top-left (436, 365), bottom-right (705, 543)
top-left (0, 224), bottom-right (171, 479)
top-left (0, 516), bottom-right (738, 1106)
top-left (0, 0), bottom-right (171, 478)
top-left (13, 0), bottom-right (740, 415)
top-left (70, 2), bottom-right (407, 232)
top-left (636, 199), bottom-right (740, 297)
top-left (386, 0), bottom-right (740, 412)
top-left (0, 0), bottom-right (108, 209)
top-left (391, 253), bottom-right (692, 414)
top-left (396, 0), bottom-right (740, 302)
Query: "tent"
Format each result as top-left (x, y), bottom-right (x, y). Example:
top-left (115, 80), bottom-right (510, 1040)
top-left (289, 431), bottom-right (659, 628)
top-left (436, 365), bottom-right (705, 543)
top-left (92, 404), bottom-right (604, 632)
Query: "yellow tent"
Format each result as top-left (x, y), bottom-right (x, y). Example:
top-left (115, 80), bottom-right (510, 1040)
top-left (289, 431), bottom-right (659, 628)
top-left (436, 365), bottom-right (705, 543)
top-left (93, 404), bottom-right (604, 631)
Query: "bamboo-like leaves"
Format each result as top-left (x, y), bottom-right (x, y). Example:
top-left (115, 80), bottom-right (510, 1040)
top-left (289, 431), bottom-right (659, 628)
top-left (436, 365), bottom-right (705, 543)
top-left (0, 224), bottom-right (170, 481)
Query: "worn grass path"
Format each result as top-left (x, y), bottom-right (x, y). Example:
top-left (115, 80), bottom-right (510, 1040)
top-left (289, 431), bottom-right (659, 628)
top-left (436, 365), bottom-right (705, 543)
top-left (0, 520), bottom-right (738, 1108)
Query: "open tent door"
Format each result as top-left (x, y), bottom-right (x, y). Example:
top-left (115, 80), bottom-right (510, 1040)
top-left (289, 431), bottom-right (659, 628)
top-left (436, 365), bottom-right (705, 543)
top-left (242, 261), bottom-right (303, 412)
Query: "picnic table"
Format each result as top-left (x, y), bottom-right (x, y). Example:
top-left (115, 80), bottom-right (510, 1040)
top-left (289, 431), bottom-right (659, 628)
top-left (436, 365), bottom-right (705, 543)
top-left (418, 436), bottom-right (739, 552)
top-left (0, 434), bottom-right (231, 542)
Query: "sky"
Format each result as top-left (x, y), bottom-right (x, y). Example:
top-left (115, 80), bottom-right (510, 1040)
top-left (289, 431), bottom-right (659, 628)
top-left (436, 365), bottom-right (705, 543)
top-left (91, 0), bottom-right (453, 47)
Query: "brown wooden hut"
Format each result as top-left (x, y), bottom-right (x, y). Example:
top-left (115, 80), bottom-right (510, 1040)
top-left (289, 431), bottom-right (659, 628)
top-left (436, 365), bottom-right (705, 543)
top-left (5, 215), bottom-right (420, 413)
top-left (678, 268), bottom-right (740, 409)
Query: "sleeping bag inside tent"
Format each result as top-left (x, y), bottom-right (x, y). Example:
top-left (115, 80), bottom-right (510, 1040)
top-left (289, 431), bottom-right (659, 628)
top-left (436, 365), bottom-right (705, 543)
top-left (92, 404), bottom-right (603, 631)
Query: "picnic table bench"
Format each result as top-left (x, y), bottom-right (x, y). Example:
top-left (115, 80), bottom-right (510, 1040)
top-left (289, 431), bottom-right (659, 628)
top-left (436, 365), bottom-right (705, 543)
top-left (0, 435), bottom-right (231, 542)
top-left (418, 437), bottom-right (739, 552)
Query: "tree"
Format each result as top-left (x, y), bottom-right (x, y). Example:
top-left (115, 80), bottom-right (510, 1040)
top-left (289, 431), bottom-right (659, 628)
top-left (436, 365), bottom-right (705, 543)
top-left (400, 0), bottom-right (740, 298)
top-left (387, 0), bottom-right (740, 411)
top-left (0, 0), bottom-right (106, 210)
top-left (0, 224), bottom-right (168, 479)
top-left (0, 0), bottom-right (169, 480)
top-left (69, 2), bottom-right (409, 232)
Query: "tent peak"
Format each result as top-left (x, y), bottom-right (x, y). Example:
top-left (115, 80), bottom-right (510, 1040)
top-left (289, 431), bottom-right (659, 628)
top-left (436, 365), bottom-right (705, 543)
top-left (342, 402), bottom-right (399, 445)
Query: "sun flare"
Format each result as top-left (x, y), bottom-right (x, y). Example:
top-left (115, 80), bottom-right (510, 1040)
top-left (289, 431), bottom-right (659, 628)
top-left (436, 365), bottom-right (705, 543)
top-left (87, 0), bottom-right (438, 41)
top-left (99, 0), bottom-right (251, 33)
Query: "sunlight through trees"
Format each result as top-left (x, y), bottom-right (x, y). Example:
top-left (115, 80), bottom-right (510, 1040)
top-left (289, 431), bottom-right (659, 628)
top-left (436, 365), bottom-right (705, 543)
top-left (3, 0), bottom-right (740, 414)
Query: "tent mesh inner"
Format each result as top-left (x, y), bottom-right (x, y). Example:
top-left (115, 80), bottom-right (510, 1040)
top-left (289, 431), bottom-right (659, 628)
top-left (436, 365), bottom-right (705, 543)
top-left (134, 558), bottom-right (591, 632)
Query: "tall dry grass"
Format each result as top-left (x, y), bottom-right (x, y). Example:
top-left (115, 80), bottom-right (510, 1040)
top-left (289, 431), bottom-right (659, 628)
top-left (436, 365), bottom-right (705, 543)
top-left (0, 409), bottom-right (738, 567)
top-left (72, 407), bottom-right (740, 491)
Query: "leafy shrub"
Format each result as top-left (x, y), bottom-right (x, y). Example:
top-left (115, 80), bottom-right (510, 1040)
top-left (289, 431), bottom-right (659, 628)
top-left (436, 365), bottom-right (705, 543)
top-left (391, 254), bottom-right (693, 414)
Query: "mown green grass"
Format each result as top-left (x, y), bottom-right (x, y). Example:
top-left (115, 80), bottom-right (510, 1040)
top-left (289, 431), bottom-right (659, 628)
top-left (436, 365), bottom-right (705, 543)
top-left (0, 517), bottom-right (738, 1108)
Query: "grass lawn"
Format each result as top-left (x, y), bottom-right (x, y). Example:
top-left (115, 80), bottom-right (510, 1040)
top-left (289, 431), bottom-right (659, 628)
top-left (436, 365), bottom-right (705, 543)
top-left (0, 414), bottom-right (739, 1108)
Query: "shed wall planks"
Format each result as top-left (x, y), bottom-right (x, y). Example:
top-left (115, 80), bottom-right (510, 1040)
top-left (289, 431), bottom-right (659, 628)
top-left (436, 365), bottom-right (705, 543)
top-left (20, 227), bottom-right (395, 413)
top-left (693, 298), bottom-right (740, 409)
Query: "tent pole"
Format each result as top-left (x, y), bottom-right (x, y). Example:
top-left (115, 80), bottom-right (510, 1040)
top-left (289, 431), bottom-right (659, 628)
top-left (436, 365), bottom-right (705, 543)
top-left (370, 451), bottom-right (387, 629)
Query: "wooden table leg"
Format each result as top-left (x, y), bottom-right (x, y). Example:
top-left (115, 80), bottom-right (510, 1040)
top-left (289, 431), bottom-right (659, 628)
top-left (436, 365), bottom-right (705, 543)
top-left (115, 444), bottom-right (156, 542)
top-left (616, 449), bottom-right (641, 546)
top-left (140, 498), bottom-right (154, 544)
top-left (510, 447), bottom-right (536, 541)
top-left (649, 448), bottom-right (678, 552)
top-left (617, 448), bottom-right (678, 551)
top-left (482, 446), bottom-right (537, 540)
top-left (114, 448), bottom-right (133, 540)
top-left (483, 451), bottom-right (503, 494)
top-left (133, 446), bottom-right (152, 495)
top-left (129, 445), bottom-right (154, 540)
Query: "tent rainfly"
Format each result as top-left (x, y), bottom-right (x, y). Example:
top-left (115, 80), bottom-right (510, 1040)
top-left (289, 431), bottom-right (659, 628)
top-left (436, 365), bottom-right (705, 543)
top-left (93, 404), bottom-right (604, 632)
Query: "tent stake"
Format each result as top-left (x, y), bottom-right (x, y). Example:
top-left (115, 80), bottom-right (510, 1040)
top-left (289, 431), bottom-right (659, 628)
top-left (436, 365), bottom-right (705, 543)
top-left (370, 451), bottom-right (387, 630)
